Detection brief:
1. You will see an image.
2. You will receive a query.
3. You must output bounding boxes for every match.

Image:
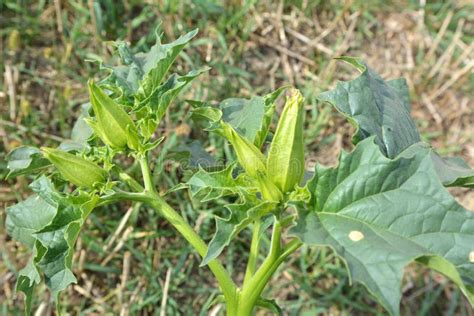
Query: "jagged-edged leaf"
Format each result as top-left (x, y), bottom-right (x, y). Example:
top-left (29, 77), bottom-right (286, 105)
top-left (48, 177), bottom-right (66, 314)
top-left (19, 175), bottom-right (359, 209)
top-left (291, 138), bottom-right (474, 316)
top-left (111, 29), bottom-right (198, 95)
top-left (6, 195), bottom-right (57, 248)
top-left (6, 176), bottom-right (98, 311)
top-left (168, 140), bottom-right (216, 169)
top-left (183, 164), bottom-right (251, 202)
top-left (400, 142), bottom-right (474, 188)
top-left (135, 68), bottom-right (208, 140)
top-left (138, 29), bottom-right (198, 98)
top-left (202, 200), bottom-right (275, 266)
top-left (318, 57), bottom-right (420, 158)
top-left (138, 68), bottom-right (209, 119)
top-left (318, 57), bottom-right (474, 187)
top-left (6, 146), bottom-right (51, 178)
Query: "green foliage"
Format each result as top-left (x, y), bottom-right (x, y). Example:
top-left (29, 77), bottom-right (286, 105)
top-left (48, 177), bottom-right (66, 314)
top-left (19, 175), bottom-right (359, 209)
top-left (5, 29), bottom-right (204, 314)
top-left (4, 29), bottom-right (473, 316)
top-left (6, 176), bottom-right (98, 314)
top-left (319, 57), bottom-right (474, 188)
top-left (6, 146), bottom-right (50, 178)
top-left (291, 138), bottom-right (474, 315)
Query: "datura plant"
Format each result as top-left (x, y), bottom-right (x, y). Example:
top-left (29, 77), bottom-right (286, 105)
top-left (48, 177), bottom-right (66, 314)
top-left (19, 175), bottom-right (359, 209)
top-left (5, 30), bottom-right (474, 315)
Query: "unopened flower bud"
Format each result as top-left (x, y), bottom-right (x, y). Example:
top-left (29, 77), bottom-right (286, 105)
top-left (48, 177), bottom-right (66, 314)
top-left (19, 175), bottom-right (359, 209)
top-left (42, 147), bottom-right (106, 189)
top-left (87, 80), bottom-right (139, 150)
top-left (221, 122), bottom-right (267, 179)
top-left (267, 89), bottom-right (305, 193)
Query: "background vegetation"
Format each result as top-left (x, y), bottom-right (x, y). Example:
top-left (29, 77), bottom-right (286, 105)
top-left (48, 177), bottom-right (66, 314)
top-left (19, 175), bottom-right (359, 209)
top-left (1, 0), bottom-right (473, 315)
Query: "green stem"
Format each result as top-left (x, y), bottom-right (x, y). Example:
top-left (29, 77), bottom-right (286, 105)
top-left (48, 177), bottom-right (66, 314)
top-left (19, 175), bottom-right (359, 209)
top-left (97, 190), bottom-right (149, 206)
top-left (243, 220), bottom-right (261, 287)
top-left (239, 220), bottom-right (282, 315)
top-left (137, 154), bottom-right (238, 310)
top-left (147, 195), bottom-right (238, 306)
top-left (139, 154), bottom-right (157, 194)
top-left (118, 171), bottom-right (144, 192)
top-left (239, 222), bottom-right (303, 315)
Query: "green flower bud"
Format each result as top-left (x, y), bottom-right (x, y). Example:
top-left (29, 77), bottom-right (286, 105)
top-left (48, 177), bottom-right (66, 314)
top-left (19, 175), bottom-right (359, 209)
top-left (87, 80), bottom-right (139, 150)
top-left (267, 89), bottom-right (305, 193)
top-left (42, 147), bottom-right (106, 189)
top-left (256, 174), bottom-right (283, 202)
top-left (221, 122), bottom-right (266, 179)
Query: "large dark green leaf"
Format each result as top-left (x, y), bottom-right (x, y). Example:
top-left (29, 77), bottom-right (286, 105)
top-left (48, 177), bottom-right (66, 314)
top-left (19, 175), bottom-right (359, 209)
top-left (318, 57), bottom-right (473, 187)
top-left (6, 146), bottom-right (51, 178)
top-left (318, 57), bottom-right (420, 158)
top-left (400, 142), bottom-right (474, 188)
top-left (6, 176), bottom-right (98, 312)
top-left (291, 138), bottom-right (474, 316)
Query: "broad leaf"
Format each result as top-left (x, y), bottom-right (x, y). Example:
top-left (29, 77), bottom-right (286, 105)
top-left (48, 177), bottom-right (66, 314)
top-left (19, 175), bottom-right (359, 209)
top-left (400, 142), bottom-right (474, 188)
top-left (318, 57), bottom-right (420, 158)
top-left (189, 103), bottom-right (222, 131)
top-left (291, 138), bottom-right (474, 316)
top-left (6, 195), bottom-right (57, 248)
top-left (6, 176), bottom-right (98, 311)
top-left (318, 57), bottom-right (474, 187)
top-left (6, 146), bottom-right (51, 178)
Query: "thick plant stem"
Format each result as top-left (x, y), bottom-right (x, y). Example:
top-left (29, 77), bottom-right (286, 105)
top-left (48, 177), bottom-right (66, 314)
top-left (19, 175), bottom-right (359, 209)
top-left (243, 220), bottom-right (261, 287)
top-left (147, 196), bottom-right (238, 308)
top-left (238, 224), bottom-right (303, 315)
top-left (138, 154), bottom-right (238, 310)
top-left (239, 220), bottom-right (282, 315)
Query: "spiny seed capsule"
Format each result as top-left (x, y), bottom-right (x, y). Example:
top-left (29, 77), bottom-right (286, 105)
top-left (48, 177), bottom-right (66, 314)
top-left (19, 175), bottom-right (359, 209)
top-left (267, 89), bottom-right (305, 193)
top-left (86, 80), bottom-right (139, 150)
top-left (42, 147), bottom-right (106, 189)
top-left (220, 122), bottom-right (267, 179)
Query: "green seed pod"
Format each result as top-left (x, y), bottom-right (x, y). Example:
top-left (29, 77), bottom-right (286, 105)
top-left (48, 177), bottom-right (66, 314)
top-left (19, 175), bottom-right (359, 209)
top-left (220, 122), bottom-right (266, 179)
top-left (267, 89), bottom-right (305, 193)
top-left (42, 147), bottom-right (106, 189)
top-left (87, 80), bottom-right (139, 150)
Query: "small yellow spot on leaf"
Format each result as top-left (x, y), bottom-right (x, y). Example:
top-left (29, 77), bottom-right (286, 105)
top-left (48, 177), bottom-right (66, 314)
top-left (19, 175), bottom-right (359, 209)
top-left (349, 230), bottom-right (364, 242)
top-left (469, 251), bottom-right (474, 263)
